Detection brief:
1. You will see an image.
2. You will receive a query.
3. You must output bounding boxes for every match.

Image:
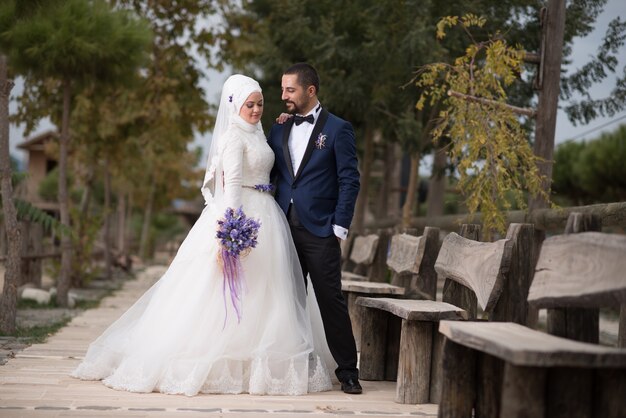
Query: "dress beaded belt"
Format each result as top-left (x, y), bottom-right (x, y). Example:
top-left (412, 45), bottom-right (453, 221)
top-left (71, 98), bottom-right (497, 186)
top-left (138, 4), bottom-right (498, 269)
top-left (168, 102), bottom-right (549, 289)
top-left (242, 184), bottom-right (275, 194)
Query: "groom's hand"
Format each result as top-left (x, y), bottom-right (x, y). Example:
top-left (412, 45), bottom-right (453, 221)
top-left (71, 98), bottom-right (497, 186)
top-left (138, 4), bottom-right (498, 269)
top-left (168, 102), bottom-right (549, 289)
top-left (275, 113), bottom-right (293, 124)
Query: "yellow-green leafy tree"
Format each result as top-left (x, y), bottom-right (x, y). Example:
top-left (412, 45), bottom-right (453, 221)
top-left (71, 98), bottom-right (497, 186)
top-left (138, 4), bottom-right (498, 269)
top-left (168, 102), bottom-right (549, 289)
top-left (415, 14), bottom-right (548, 237)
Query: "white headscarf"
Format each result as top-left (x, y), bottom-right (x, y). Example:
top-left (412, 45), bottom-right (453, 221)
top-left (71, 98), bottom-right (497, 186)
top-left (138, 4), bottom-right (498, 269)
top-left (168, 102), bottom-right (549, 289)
top-left (201, 74), bottom-right (263, 206)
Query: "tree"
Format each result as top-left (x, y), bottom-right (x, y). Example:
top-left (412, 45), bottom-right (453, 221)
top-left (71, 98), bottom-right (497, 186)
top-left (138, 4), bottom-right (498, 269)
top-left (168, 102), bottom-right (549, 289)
top-left (553, 124), bottom-right (626, 204)
top-left (0, 0), bottom-right (49, 333)
top-left (415, 15), bottom-right (547, 236)
top-left (4, 0), bottom-right (151, 306)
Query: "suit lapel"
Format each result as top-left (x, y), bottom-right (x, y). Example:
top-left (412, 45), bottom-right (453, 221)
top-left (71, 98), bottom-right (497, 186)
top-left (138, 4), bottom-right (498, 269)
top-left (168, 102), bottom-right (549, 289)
top-left (295, 108), bottom-right (329, 180)
top-left (281, 119), bottom-right (295, 179)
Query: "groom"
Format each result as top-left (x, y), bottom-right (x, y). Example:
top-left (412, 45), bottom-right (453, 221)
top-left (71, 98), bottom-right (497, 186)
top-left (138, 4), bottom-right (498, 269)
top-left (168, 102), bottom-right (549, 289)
top-left (268, 63), bottom-right (362, 394)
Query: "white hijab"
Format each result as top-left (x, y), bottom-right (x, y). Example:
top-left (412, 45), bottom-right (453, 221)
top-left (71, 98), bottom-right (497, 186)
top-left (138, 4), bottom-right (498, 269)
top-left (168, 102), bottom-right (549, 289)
top-left (201, 74), bottom-right (263, 206)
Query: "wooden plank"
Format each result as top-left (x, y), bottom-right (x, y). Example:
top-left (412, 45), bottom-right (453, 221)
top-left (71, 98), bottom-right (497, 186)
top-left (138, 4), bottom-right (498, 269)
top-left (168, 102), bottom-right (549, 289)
top-left (349, 234), bottom-right (379, 265)
top-left (475, 353), bottom-right (504, 418)
top-left (442, 224), bottom-right (480, 319)
top-left (491, 223), bottom-right (537, 325)
top-left (395, 320), bottom-right (432, 404)
top-left (356, 297), bottom-right (468, 321)
top-left (436, 232), bottom-right (512, 312)
top-left (529, 232), bottom-right (626, 308)
top-left (547, 212), bottom-right (600, 343)
top-left (438, 338), bottom-right (477, 418)
top-left (387, 234), bottom-right (424, 274)
top-left (341, 280), bottom-right (405, 295)
top-left (359, 307), bottom-right (388, 380)
top-left (438, 321), bottom-right (626, 368)
top-left (546, 367), bottom-right (592, 418)
top-left (499, 363), bottom-right (546, 418)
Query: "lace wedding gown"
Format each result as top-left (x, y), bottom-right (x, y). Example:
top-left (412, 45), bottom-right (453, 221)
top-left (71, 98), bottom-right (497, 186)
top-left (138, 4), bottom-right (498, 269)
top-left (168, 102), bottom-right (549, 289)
top-left (72, 116), bottom-right (335, 396)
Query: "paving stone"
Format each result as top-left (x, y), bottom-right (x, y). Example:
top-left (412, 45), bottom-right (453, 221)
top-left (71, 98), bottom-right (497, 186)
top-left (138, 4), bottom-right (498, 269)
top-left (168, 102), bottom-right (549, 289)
top-left (128, 407), bottom-right (167, 411)
top-left (76, 405), bottom-right (120, 410)
top-left (230, 409), bottom-right (269, 413)
top-left (177, 408), bottom-right (222, 412)
top-left (34, 406), bottom-right (71, 410)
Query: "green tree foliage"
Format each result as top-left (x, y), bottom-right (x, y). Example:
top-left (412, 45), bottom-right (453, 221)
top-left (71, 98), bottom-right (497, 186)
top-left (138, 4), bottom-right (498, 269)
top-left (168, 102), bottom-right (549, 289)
top-left (561, 9), bottom-right (626, 125)
top-left (2, 0), bottom-right (152, 306)
top-left (416, 15), bottom-right (547, 236)
top-left (553, 124), bottom-right (626, 203)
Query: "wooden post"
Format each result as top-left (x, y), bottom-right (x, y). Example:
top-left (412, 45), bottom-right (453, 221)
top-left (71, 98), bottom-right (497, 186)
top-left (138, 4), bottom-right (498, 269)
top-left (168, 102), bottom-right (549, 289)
top-left (359, 306), bottom-right (388, 380)
top-left (370, 228), bottom-right (391, 282)
top-left (547, 213), bottom-right (601, 343)
top-left (491, 223), bottom-right (536, 325)
top-left (546, 368), bottom-right (593, 418)
top-left (438, 338), bottom-right (477, 418)
top-left (442, 224), bottom-right (479, 319)
top-left (528, 0), bottom-right (567, 211)
top-left (619, 304), bottom-right (626, 348)
top-left (429, 331), bottom-right (445, 403)
top-left (593, 369), bottom-right (626, 418)
top-left (499, 363), bottom-right (547, 418)
top-left (475, 353), bottom-right (504, 418)
top-left (412, 226), bottom-right (440, 300)
top-left (395, 320), bottom-right (433, 404)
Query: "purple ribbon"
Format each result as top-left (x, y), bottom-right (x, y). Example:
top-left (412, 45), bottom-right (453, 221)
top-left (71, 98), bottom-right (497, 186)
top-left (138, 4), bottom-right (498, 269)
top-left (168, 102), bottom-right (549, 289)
top-left (221, 248), bottom-right (244, 328)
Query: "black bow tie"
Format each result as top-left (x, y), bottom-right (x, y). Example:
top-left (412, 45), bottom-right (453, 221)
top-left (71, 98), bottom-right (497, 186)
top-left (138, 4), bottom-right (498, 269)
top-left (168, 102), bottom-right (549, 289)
top-left (293, 114), bottom-right (314, 126)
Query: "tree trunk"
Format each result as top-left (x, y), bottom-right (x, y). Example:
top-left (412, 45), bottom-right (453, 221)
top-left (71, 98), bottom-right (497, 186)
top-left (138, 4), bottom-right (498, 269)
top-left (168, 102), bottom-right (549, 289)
top-left (116, 192), bottom-right (126, 253)
top-left (402, 152), bottom-right (420, 228)
top-left (352, 125), bottom-right (375, 234)
top-left (139, 174), bottom-right (156, 260)
top-left (103, 158), bottom-right (112, 279)
top-left (427, 142), bottom-right (447, 217)
top-left (56, 78), bottom-right (73, 307)
top-left (528, 0), bottom-right (566, 210)
top-left (126, 191), bottom-right (134, 253)
top-left (0, 54), bottom-right (22, 334)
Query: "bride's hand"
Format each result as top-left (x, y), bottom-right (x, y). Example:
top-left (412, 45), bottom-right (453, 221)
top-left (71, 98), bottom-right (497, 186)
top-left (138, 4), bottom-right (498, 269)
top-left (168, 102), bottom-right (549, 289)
top-left (275, 113), bottom-right (293, 124)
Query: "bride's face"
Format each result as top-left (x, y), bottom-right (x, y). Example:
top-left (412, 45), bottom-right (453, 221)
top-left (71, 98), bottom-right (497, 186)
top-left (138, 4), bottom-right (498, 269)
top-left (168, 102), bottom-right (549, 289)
top-left (239, 91), bottom-right (263, 124)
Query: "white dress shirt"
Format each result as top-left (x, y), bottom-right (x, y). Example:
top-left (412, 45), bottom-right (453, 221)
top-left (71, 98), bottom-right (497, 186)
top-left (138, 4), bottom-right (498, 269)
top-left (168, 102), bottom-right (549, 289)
top-left (288, 102), bottom-right (349, 240)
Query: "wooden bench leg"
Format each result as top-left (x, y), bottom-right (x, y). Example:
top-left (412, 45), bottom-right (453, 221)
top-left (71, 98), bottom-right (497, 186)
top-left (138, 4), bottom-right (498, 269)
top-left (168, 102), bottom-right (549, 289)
top-left (593, 368), bottom-right (626, 418)
top-left (395, 320), bottom-right (433, 404)
top-left (546, 367), bottom-right (592, 418)
top-left (438, 337), bottom-right (476, 418)
top-left (499, 363), bottom-right (546, 418)
top-left (359, 306), bottom-right (388, 380)
top-left (429, 328), bottom-right (444, 403)
top-left (475, 353), bottom-right (504, 418)
top-left (347, 292), bottom-right (362, 351)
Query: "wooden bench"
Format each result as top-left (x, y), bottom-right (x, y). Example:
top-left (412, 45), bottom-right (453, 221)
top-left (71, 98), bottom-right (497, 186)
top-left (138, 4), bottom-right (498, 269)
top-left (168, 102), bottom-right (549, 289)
top-left (342, 229), bottom-right (436, 351)
top-left (437, 229), bottom-right (626, 418)
top-left (358, 224), bottom-right (529, 404)
top-left (341, 233), bottom-right (380, 282)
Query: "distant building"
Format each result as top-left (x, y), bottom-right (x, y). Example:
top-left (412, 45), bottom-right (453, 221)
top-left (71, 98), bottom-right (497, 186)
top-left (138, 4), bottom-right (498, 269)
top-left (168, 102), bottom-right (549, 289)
top-left (17, 130), bottom-right (59, 212)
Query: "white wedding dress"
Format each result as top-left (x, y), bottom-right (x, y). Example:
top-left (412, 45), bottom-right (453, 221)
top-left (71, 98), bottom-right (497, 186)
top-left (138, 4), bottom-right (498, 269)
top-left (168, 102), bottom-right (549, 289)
top-left (71, 115), bottom-right (335, 396)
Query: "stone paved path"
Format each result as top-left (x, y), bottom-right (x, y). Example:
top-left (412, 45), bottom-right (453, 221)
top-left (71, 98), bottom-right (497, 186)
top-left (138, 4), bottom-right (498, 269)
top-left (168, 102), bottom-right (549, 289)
top-left (0, 266), bottom-right (438, 418)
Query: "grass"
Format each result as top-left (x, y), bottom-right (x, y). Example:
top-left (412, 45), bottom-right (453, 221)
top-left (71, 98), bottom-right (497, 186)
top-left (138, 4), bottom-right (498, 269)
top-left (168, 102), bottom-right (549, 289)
top-left (7, 318), bottom-right (73, 344)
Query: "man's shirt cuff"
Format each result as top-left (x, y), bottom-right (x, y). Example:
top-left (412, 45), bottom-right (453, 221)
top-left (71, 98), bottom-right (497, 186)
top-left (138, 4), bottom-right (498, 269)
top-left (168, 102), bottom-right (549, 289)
top-left (333, 224), bottom-right (349, 240)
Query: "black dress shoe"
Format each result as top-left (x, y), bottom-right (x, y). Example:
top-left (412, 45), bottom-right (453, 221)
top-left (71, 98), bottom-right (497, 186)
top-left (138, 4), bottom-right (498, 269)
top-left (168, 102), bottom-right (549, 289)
top-left (341, 378), bottom-right (363, 394)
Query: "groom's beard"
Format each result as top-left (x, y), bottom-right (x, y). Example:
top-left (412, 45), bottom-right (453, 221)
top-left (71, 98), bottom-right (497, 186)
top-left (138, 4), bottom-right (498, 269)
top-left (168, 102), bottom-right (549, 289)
top-left (284, 100), bottom-right (299, 114)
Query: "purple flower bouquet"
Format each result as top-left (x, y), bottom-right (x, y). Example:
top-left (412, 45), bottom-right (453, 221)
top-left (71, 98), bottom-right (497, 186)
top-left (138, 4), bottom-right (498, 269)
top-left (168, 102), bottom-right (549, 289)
top-left (216, 206), bottom-right (261, 325)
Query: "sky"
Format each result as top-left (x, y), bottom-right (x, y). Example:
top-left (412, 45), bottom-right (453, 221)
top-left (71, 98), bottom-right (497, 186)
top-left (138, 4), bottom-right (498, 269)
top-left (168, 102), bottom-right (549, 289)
top-left (8, 0), bottom-right (626, 168)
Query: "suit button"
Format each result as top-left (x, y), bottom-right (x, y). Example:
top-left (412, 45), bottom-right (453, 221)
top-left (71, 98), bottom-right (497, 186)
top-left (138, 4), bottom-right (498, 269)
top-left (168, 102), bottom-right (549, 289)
top-left (291, 184), bottom-right (296, 189)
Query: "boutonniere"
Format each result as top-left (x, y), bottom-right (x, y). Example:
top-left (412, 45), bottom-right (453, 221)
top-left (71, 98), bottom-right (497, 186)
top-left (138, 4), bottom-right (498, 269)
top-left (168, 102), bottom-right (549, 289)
top-left (315, 133), bottom-right (327, 150)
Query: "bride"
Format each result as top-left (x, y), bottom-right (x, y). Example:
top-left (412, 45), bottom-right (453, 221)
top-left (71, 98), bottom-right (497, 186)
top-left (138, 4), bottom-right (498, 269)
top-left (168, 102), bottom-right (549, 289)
top-left (71, 74), bottom-right (335, 396)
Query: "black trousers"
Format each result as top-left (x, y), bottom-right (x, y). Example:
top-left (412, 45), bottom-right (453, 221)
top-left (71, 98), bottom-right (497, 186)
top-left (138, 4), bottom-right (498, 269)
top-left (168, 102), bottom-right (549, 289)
top-left (287, 205), bottom-right (358, 381)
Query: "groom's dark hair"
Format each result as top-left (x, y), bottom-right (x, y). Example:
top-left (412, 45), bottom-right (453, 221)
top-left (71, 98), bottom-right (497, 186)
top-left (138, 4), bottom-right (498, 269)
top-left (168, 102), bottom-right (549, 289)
top-left (284, 63), bottom-right (320, 95)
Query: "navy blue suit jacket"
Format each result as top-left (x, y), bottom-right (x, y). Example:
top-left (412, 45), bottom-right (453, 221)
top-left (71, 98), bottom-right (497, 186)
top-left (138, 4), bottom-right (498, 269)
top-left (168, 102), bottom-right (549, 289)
top-left (268, 109), bottom-right (360, 238)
